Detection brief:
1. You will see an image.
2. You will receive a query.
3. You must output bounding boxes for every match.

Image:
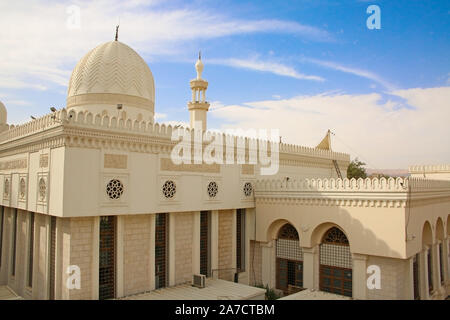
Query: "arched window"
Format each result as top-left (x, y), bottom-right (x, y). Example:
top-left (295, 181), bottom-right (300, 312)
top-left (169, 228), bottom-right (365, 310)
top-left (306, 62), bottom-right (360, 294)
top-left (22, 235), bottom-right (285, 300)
top-left (322, 227), bottom-right (349, 245)
top-left (276, 224), bottom-right (303, 294)
top-left (319, 227), bottom-right (352, 297)
top-left (278, 223), bottom-right (299, 240)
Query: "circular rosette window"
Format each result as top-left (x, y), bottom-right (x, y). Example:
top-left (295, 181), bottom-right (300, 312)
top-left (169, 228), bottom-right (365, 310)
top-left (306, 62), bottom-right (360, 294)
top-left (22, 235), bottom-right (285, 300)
top-left (207, 181), bottom-right (218, 198)
top-left (243, 182), bottom-right (253, 197)
top-left (106, 179), bottom-right (124, 200)
top-left (162, 180), bottom-right (176, 199)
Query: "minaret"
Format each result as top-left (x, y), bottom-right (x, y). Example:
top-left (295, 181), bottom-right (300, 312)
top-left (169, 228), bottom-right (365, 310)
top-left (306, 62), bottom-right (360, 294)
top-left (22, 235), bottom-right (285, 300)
top-left (188, 52), bottom-right (210, 130)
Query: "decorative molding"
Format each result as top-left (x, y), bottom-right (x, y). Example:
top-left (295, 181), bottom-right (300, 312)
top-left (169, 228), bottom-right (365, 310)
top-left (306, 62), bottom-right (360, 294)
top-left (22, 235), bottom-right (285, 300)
top-left (256, 177), bottom-right (450, 192)
top-left (104, 154), bottom-right (127, 169)
top-left (160, 157), bottom-right (220, 173)
top-left (0, 158), bottom-right (27, 170)
top-left (39, 154), bottom-right (49, 168)
top-left (255, 177), bottom-right (450, 208)
top-left (255, 197), bottom-right (407, 208)
top-left (409, 164), bottom-right (450, 174)
top-left (241, 164), bottom-right (254, 175)
top-left (0, 108), bottom-right (350, 165)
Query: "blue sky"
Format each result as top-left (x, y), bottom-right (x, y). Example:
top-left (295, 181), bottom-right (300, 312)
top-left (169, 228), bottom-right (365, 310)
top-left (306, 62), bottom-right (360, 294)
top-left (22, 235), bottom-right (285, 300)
top-left (0, 0), bottom-right (449, 168)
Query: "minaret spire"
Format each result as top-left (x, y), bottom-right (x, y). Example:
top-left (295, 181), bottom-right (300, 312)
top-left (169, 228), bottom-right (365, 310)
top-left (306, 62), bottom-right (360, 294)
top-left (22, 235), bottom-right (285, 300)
top-left (115, 25), bottom-right (119, 41)
top-left (188, 52), bottom-right (210, 130)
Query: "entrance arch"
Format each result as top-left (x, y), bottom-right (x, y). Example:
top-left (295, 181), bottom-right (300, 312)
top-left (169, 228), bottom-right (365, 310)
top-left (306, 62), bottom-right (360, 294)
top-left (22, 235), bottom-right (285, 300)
top-left (275, 223), bottom-right (303, 294)
top-left (319, 226), bottom-right (352, 297)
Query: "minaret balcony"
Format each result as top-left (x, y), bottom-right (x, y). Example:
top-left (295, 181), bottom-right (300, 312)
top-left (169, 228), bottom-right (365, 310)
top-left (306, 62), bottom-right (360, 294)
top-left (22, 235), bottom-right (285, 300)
top-left (188, 101), bottom-right (210, 111)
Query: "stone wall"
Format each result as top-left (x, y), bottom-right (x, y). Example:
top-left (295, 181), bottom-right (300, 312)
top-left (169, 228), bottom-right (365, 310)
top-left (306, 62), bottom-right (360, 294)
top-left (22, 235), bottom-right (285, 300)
top-left (174, 212), bottom-right (193, 285)
top-left (249, 240), bottom-right (262, 286)
top-left (67, 217), bottom-right (94, 300)
top-left (123, 215), bottom-right (152, 296)
top-left (218, 210), bottom-right (233, 281)
top-left (366, 255), bottom-right (410, 299)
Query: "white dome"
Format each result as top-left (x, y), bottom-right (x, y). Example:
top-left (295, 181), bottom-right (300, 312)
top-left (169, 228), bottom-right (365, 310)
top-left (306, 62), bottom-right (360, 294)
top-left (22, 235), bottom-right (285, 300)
top-left (67, 41), bottom-right (155, 118)
top-left (0, 101), bottom-right (7, 124)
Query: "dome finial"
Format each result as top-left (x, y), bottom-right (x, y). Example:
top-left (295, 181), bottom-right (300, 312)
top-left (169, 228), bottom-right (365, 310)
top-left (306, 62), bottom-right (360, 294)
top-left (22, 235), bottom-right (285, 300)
top-left (195, 51), bottom-right (204, 80)
top-left (115, 25), bottom-right (119, 41)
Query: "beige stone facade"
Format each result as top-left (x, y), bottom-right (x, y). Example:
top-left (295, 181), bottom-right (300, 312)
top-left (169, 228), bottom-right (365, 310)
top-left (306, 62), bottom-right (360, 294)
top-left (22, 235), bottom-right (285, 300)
top-left (0, 38), bottom-right (448, 301)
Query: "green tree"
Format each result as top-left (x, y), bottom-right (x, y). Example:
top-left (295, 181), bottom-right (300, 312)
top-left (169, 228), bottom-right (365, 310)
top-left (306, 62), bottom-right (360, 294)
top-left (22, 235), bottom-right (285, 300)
top-left (347, 158), bottom-right (367, 179)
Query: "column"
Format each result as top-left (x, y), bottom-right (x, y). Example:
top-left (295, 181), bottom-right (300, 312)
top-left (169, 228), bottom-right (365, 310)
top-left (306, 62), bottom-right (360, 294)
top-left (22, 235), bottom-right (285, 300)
top-left (405, 256), bottom-right (415, 300)
top-left (352, 253), bottom-right (368, 300)
top-left (149, 214), bottom-right (155, 291)
top-left (432, 242), bottom-right (440, 295)
top-left (192, 211), bottom-right (200, 276)
top-left (241, 208), bottom-right (254, 285)
top-left (418, 248), bottom-right (429, 300)
top-left (211, 210), bottom-right (219, 279)
top-left (445, 237), bottom-right (450, 284)
top-left (261, 240), bottom-right (275, 288)
top-left (116, 216), bottom-right (124, 298)
top-left (91, 217), bottom-right (99, 300)
top-left (302, 245), bottom-right (319, 290)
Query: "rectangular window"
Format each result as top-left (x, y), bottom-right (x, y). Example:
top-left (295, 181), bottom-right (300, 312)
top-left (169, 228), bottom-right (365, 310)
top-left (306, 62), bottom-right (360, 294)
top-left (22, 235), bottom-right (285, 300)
top-left (49, 216), bottom-right (56, 299)
top-left (27, 213), bottom-right (35, 288)
top-left (155, 213), bottom-right (167, 289)
top-left (200, 211), bottom-right (210, 277)
top-left (439, 243), bottom-right (444, 285)
top-left (236, 209), bottom-right (246, 272)
top-left (99, 216), bottom-right (116, 300)
top-left (0, 206), bottom-right (4, 267)
top-left (413, 253), bottom-right (419, 300)
top-left (11, 209), bottom-right (18, 276)
top-left (427, 249), bottom-right (433, 294)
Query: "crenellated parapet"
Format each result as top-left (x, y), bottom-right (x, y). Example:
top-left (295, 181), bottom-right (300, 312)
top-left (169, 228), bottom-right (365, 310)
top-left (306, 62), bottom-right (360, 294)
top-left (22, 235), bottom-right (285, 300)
top-left (256, 177), bottom-right (450, 192)
top-left (409, 164), bottom-right (450, 174)
top-left (0, 108), bottom-right (350, 163)
top-left (254, 177), bottom-right (450, 208)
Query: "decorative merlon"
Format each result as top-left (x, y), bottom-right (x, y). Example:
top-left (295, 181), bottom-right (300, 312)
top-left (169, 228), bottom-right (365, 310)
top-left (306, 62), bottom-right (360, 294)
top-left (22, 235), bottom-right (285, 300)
top-left (0, 108), bottom-right (350, 162)
top-left (255, 177), bottom-right (450, 193)
top-left (409, 164), bottom-right (450, 174)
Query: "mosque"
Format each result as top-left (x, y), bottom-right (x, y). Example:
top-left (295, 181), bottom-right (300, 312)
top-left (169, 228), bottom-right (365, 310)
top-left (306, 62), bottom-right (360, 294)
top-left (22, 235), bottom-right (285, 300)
top-left (0, 33), bottom-right (448, 300)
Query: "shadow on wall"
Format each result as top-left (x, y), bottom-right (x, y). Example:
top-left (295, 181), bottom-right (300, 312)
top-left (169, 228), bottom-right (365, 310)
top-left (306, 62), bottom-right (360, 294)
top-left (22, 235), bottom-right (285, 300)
top-left (263, 197), bottom-right (401, 258)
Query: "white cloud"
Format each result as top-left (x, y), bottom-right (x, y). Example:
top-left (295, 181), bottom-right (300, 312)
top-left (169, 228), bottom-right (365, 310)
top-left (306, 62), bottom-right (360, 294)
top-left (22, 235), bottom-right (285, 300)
top-left (154, 112), bottom-right (167, 120)
top-left (302, 58), bottom-right (395, 90)
top-left (210, 58), bottom-right (325, 81)
top-left (0, 0), bottom-right (331, 90)
top-left (210, 86), bottom-right (450, 168)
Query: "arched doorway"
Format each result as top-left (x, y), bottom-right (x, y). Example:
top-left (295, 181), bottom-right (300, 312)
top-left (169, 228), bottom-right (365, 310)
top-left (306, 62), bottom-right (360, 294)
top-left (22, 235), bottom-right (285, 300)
top-left (319, 227), bottom-right (352, 297)
top-left (275, 223), bottom-right (303, 294)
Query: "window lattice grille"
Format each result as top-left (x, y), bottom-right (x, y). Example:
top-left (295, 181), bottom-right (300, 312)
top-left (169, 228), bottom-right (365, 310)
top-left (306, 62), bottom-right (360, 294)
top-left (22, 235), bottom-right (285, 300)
top-left (413, 254), bottom-right (420, 300)
top-left (27, 213), bottom-right (34, 288)
top-left (11, 210), bottom-right (18, 276)
top-left (276, 239), bottom-right (303, 261)
top-left (319, 243), bottom-right (352, 269)
top-left (322, 227), bottom-right (349, 245)
top-left (162, 180), bottom-right (176, 199)
top-left (427, 249), bottom-right (433, 294)
top-left (439, 243), bottom-right (444, 285)
top-left (99, 216), bottom-right (116, 300)
top-left (243, 182), bottom-right (253, 197)
top-left (200, 211), bottom-right (210, 276)
top-left (49, 216), bottom-right (56, 299)
top-left (207, 182), bottom-right (218, 198)
top-left (155, 213), bottom-right (167, 289)
top-left (278, 224), bottom-right (299, 240)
